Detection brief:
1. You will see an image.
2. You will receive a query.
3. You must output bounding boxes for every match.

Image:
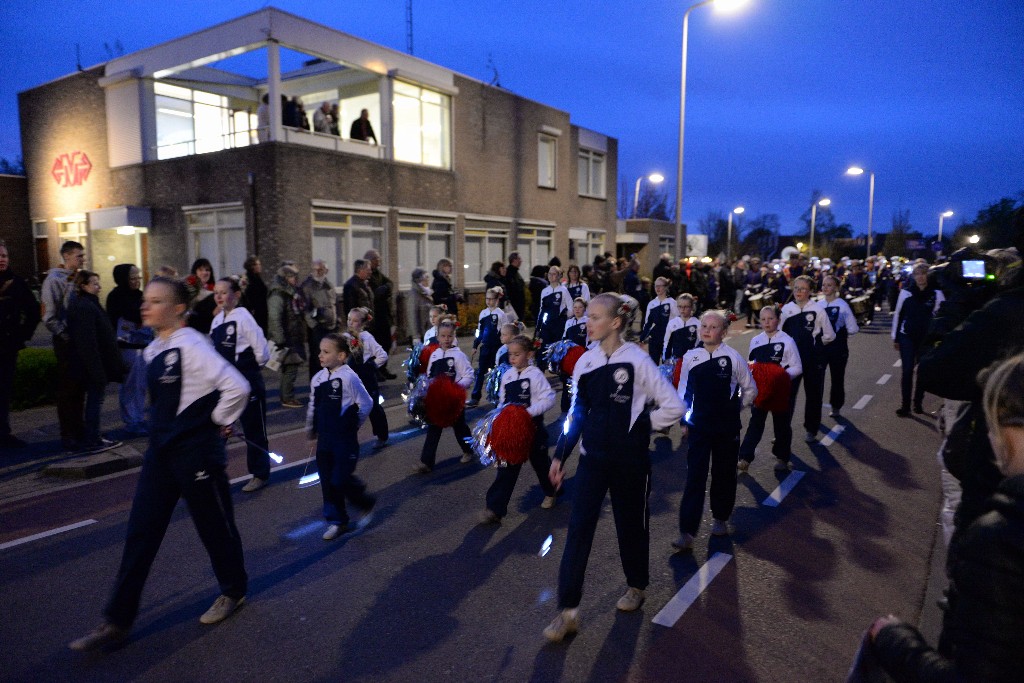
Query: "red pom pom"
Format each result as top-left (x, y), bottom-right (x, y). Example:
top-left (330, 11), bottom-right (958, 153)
top-left (418, 343), bottom-right (439, 376)
top-left (749, 362), bottom-right (792, 414)
top-left (425, 375), bottom-right (467, 428)
top-left (560, 345), bottom-right (586, 377)
top-left (488, 404), bottom-right (536, 465)
top-left (672, 357), bottom-right (684, 388)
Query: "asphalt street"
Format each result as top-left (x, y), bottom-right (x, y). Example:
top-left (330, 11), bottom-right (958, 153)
top-left (0, 314), bottom-right (944, 682)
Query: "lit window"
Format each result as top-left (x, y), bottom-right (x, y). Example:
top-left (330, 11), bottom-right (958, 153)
top-left (578, 149), bottom-right (606, 199)
top-left (393, 81), bottom-right (451, 169)
top-left (185, 205), bottom-right (247, 277)
top-left (311, 209), bottom-right (385, 288)
top-left (517, 226), bottom-right (554, 269)
top-left (155, 82), bottom-right (255, 159)
top-left (538, 135), bottom-right (557, 188)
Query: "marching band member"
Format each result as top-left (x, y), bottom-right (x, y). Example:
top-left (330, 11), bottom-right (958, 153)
top-left (663, 293), bottom-right (700, 360)
top-left (821, 275), bottom-right (860, 418)
top-left (543, 294), bottom-right (683, 642)
top-left (565, 264), bottom-right (591, 303)
top-left (640, 277), bottom-right (679, 365)
top-left (737, 305), bottom-right (802, 472)
top-left (306, 333), bottom-right (375, 541)
top-left (675, 310), bottom-right (757, 550)
top-left (70, 278), bottom-right (250, 651)
top-left (892, 264), bottom-right (944, 417)
top-left (535, 266), bottom-right (571, 370)
top-left (415, 319), bottom-right (475, 472)
top-left (346, 308), bottom-right (390, 449)
top-left (780, 275), bottom-right (836, 442)
top-left (468, 286), bottom-right (509, 407)
top-left (210, 277), bottom-right (271, 492)
top-left (479, 334), bottom-right (558, 523)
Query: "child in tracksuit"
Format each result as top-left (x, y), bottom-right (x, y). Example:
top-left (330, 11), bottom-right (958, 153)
top-left (780, 275), bottom-right (836, 442)
top-left (536, 266), bottom-right (571, 370)
top-left (306, 333), bottom-right (375, 541)
top-left (469, 287), bottom-right (509, 406)
top-left (640, 276), bottom-right (679, 365)
top-left (543, 293), bottom-right (684, 643)
top-left (675, 310), bottom-right (757, 551)
top-left (346, 307), bottom-right (390, 449)
top-left (558, 297), bottom-right (590, 412)
top-left (415, 320), bottom-right (475, 473)
top-left (495, 321), bottom-right (522, 369)
top-left (423, 305), bottom-right (446, 346)
top-left (479, 334), bottom-right (558, 524)
top-left (211, 277), bottom-right (272, 492)
top-left (663, 293), bottom-right (700, 361)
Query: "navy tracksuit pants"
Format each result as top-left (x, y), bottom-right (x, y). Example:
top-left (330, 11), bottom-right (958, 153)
top-left (679, 427), bottom-right (740, 535)
top-left (484, 419), bottom-right (555, 517)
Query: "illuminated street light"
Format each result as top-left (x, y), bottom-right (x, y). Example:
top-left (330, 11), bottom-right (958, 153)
top-left (809, 197), bottom-right (830, 258)
top-left (938, 210), bottom-right (953, 243)
top-left (845, 166), bottom-right (875, 259)
top-left (968, 234), bottom-right (980, 244)
top-left (726, 205), bottom-right (744, 262)
top-left (632, 173), bottom-right (665, 218)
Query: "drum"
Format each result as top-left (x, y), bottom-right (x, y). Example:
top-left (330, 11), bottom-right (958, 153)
top-left (749, 293), bottom-right (767, 311)
top-left (850, 295), bottom-right (871, 315)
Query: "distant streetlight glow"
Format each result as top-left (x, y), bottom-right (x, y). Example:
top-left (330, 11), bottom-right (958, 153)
top-left (938, 210), bottom-right (954, 243)
top-left (968, 234), bottom-right (980, 244)
top-left (726, 205), bottom-right (745, 262)
top-left (714, 0), bottom-right (749, 11)
top-left (845, 166), bottom-right (875, 259)
top-left (818, 198), bottom-right (831, 207)
top-left (845, 167), bottom-right (864, 176)
top-left (796, 242), bottom-right (804, 250)
top-left (632, 172), bottom-right (665, 218)
top-left (809, 196), bottom-right (831, 258)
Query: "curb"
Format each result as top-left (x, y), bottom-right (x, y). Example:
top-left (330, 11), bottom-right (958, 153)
top-left (41, 446), bottom-right (144, 480)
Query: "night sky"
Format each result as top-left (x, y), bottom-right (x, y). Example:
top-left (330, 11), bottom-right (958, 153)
top-left (2, 0), bottom-right (1022, 238)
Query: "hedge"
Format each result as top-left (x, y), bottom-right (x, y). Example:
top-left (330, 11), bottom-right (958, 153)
top-left (12, 347), bottom-right (58, 410)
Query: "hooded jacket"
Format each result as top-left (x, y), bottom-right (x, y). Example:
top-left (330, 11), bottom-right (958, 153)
top-left (105, 264), bottom-right (146, 349)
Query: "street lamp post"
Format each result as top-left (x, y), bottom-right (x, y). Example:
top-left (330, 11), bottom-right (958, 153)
top-left (938, 210), bottom-right (953, 244)
top-left (727, 205), bottom-right (744, 262)
top-left (675, 0), bottom-right (749, 261)
top-left (845, 167), bottom-right (875, 260)
top-left (633, 173), bottom-right (665, 218)
top-left (809, 198), bottom-right (830, 259)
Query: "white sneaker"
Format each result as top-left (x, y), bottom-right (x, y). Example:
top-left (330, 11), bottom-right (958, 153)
top-left (711, 519), bottom-right (730, 536)
top-left (460, 453), bottom-right (474, 464)
top-left (541, 496), bottom-right (556, 509)
top-left (737, 459), bottom-right (750, 472)
top-left (775, 458), bottom-right (793, 472)
top-left (322, 524), bottom-right (342, 541)
top-left (241, 477), bottom-right (267, 493)
top-left (199, 595), bottom-right (245, 625)
top-left (543, 609), bottom-right (579, 642)
top-left (616, 587), bottom-right (645, 612)
top-left (672, 533), bottom-right (694, 551)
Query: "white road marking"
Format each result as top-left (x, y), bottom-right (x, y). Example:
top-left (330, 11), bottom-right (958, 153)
top-left (762, 471), bottom-right (806, 507)
top-left (876, 374), bottom-right (892, 385)
top-left (819, 425), bottom-right (846, 447)
top-left (852, 395), bottom-right (873, 410)
top-left (652, 552), bottom-right (733, 627)
top-left (893, 359), bottom-right (902, 367)
top-left (0, 519), bottom-right (97, 552)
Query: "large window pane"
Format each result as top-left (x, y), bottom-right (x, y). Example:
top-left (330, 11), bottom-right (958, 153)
top-left (464, 236), bottom-right (485, 284)
top-left (313, 229), bottom-right (344, 287)
top-left (538, 135), bottom-right (556, 188)
top-left (398, 233), bottom-right (423, 287)
top-left (392, 81), bottom-right (450, 169)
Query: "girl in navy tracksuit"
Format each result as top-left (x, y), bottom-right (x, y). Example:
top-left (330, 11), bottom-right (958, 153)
top-left (72, 277), bottom-right (250, 651)
top-left (780, 276), bottom-right (836, 442)
top-left (211, 277), bottom-right (271, 491)
top-left (346, 307), bottom-right (390, 448)
top-left (820, 275), bottom-right (860, 418)
top-left (480, 334), bottom-right (558, 523)
top-left (737, 305), bottom-right (802, 472)
top-left (416, 320), bottom-right (476, 472)
top-left (559, 298), bottom-right (589, 412)
top-left (640, 277), bottom-right (679, 365)
top-left (536, 266), bottom-right (570, 370)
top-left (306, 333), bottom-right (375, 541)
top-left (675, 310), bottom-right (757, 549)
top-left (543, 293), bottom-right (684, 643)
top-left (662, 293), bottom-right (700, 361)
top-left (423, 305), bottom-right (446, 346)
top-left (469, 287), bottom-right (509, 406)
top-left (495, 321), bottom-right (522, 369)
top-left (891, 264), bottom-right (944, 416)
top-left (565, 264), bottom-right (591, 303)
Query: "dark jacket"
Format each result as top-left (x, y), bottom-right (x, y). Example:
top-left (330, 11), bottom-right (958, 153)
top-left (873, 474), bottom-right (1024, 683)
top-left (368, 267), bottom-right (395, 348)
top-left (67, 291), bottom-right (124, 386)
top-left (0, 268), bottom-right (40, 354)
top-left (484, 272), bottom-right (507, 308)
top-left (105, 264), bottom-right (145, 350)
top-left (528, 268), bottom-right (547, 325)
top-left (431, 270), bottom-right (459, 317)
top-left (268, 276), bottom-right (307, 363)
top-left (505, 265), bottom-right (526, 319)
top-left (342, 275), bottom-right (373, 317)
top-left (242, 270), bottom-right (269, 333)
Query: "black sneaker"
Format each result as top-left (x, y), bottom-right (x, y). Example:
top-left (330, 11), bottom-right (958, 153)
top-left (895, 406), bottom-right (911, 418)
top-left (69, 622), bottom-right (129, 651)
top-left (0, 434), bottom-right (27, 448)
top-left (84, 438), bottom-right (123, 454)
top-left (913, 404), bottom-right (925, 414)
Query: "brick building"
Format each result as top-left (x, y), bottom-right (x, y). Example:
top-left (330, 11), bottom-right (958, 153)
top-left (18, 8), bottom-right (616, 334)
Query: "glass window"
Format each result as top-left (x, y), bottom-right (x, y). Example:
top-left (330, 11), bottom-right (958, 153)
top-left (578, 149), bottom-right (606, 198)
top-left (658, 235), bottom-right (676, 255)
top-left (392, 81), bottom-right (451, 169)
top-left (185, 205), bottom-right (247, 277)
top-left (517, 227), bottom-right (554, 269)
top-left (464, 222), bottom-right (509, 285)
top-left (155, 82), bottom-right (255, 160)
top-left (398, 217), bottom-right (454, 289)
top-left (571, 230), bottom-right (606, 267)
top-left (538, 135), bottom-right (557, 188)
top-left (311, 209), bottom-right (385, 288)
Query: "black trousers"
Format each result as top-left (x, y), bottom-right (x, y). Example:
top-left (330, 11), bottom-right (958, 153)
top-left (54, 335), bottom-right (85, 446)
top-left (898, 335), bottom-right (925, 408)
top-left (368, 402), bottom-right (389, 441)
top-left (0, 349), bottom-right (16, 437)
top-left (739, 405), bottom-right (793, 463)
top-left (240, 384), bottom-right (269, 480)
top-left (104, 443), bottom-right (247, 629)
top-left (560, 375), bottom-right (573, 413)
top-left (791, 357), bottom-right (825, 435)
top-left (484, 427), bottom-right (554, 517)
top-left (316, 444), bottom-right (374, 525)
top-left (558, 454), bottom-right (651, 609)
top-left (679, 427), bottom-right (739, 535)
top-left (471, 344), bottom-right (497, 400)
top-left (824, 344), bottom-right (849, 412)
top-left (420, 411), bottom-right (472, 467)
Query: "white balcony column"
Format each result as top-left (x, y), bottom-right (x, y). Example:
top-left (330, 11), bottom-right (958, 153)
top-left (266, 39), bottom-right (282, 142)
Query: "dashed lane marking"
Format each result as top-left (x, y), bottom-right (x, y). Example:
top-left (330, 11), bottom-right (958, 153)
top-left (877, 374), bottom-right (892, 385)
top-left (762, 471), bottom-right (806, 507)
top-left (893, 359), bottom-right (902, 367)
top-left (0, 519), bottom-right (97, 552)
top-left (819, 424), bottom-right (846, 447)
top-left (652, 552), bottom-right (733, 627)
top-left (852, 395), bottom-right (873, 410)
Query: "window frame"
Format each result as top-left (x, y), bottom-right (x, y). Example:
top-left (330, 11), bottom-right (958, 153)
top-left (538, 134), bottom-right (557, 189)
top-left (310, 208), bottom-right (387, 292)
top-left (398, 215), bottom-right (455, 291)
top-left (184, 203), bottom-right (248, 278)
top-left (577, 148), bottom-right (606, 199)
top-left (464, 221), bottom-right (511, 287)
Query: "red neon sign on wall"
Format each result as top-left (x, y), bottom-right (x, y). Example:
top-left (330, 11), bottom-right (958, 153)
top-left (51, 151), bottom-right (93, 187)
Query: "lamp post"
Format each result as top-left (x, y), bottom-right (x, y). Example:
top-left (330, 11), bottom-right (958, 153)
top-left (845, 166), bottom-right (875, 260)
top-left (633, 173), bottom-right (665, 218)
top-left (675, 0), bottom-right (750, 261)
top-left (809, 197), bottom-right (830, 259)
top-left (726, 205), bottom-right (744, 262)
top-left (938, 210), bottom-right (953, 243)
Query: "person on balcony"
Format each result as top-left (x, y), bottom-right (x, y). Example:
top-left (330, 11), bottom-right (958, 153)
top-left (350, 109), bottom-right (377, 144)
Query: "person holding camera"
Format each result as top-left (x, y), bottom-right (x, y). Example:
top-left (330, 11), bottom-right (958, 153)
top-left (892, 263), bottom-right (944, 417)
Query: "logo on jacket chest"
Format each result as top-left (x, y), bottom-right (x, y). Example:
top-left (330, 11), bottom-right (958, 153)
top-left (611, 367), bottom-right (632, 404)
top-left (717, 357), bottom-right (731, 378)
top-left (803, 312), bottom-right (815, 331)
top-left (158, 350), bottom-right (181, 384)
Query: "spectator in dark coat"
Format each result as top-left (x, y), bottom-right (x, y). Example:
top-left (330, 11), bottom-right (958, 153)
top-left (241, 255), bottom-right (269, 334)
top-left (0, 241), bottom-right (41, 448)
top-left (105, 264), bottom-right (149, 436)
top-left (504, 252), bottom-right (527, 320)
top-left (342, 259), bottom-right (374, 316)
top-left (68, 271), bottom-right (124, 452)
top-left (484, 261), bottom-right (507, 308)
top-left (431, 258), bottom-right (461, 318)
top-left (652, 253), bottom-right (674, 296)
top-left (528, 265), bottom-right (548, 326)
top-left (623, 259), bottom-right (644, 302)
top-left (867, 352), bottom-right (1024, 683)
top-left (268, 264), bottom-right (306, 408)
top-left (365, 249), bottom-right (397, 379)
